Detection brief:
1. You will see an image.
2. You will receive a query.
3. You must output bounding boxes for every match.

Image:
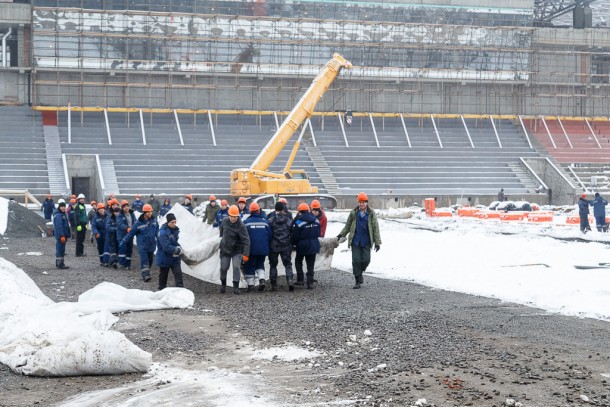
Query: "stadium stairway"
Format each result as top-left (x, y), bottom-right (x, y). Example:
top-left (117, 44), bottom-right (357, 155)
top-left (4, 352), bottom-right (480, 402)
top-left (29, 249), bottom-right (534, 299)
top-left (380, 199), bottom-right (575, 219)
top-left (0, 106), bottom-right (50, 195)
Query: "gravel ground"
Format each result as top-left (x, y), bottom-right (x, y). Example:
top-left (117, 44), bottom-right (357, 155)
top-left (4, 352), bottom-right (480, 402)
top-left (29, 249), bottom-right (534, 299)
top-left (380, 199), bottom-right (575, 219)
top-left (1, 234), bottom-right (610, 407)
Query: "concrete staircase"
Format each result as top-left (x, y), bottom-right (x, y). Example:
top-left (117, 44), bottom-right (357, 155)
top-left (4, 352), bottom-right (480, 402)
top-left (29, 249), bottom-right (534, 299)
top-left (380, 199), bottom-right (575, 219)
top-left (507, 162), bottom-right (539, 193)
top-left (303, 138), bottom-right (339, 195)
top-left (43, 126), bottom-right (69, 196)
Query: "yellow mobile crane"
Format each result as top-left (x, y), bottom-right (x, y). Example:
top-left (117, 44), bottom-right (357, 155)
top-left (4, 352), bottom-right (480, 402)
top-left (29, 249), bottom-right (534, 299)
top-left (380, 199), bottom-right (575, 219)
top-left (230, 53), bottom-right (352, 208)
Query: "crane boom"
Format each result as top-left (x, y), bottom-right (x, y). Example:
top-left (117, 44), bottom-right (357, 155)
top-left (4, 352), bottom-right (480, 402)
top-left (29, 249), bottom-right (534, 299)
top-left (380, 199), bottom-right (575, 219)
top-left (230, 53), bottom-right (352, 200)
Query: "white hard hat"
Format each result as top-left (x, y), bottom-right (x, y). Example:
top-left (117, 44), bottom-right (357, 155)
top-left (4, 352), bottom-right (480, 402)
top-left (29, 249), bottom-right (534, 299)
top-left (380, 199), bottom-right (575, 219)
top-left (77, 193), bottom-right (85, 199)
top-left (58, 198), bottom-right (65, 204)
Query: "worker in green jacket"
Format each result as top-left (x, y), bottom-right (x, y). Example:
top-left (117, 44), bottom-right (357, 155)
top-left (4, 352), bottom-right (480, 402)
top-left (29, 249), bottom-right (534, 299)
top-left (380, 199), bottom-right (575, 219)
top-left (337, 192), bottom-right (381, 289)
top-left (204, 195), bottom-right (219, 225)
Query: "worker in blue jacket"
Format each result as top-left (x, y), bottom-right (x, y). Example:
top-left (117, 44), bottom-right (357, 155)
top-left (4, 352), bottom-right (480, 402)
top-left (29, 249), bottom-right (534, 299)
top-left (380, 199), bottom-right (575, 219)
top-left (160, 197), bottom-right (172, 217)
top-left (117, 200), bottom-right (137, 269)
top-left (243, 202), bottom-right (272, 291)
top-left (291, 203), bottom-right (320, 289)
top-left (131, 194), bottom-right (144, 212)
top-left (156, 213), bottom-right (184, 290)
top-left (120, 203), bottom-right (159, 282)
top-left (91, 203), bottom-right (108, 266)
top-left (41, 194), bottom-right (55, 221)
top-left (578, 193), bottom-right (592, 233)
top-left (213, 200), bottom-right (229, 227)
top-left (103, 200), bottom-right (120, 268)
top-left (591, 192), bottom-right (608, 232)
top-left (52, 200), bottom-right (71, 269)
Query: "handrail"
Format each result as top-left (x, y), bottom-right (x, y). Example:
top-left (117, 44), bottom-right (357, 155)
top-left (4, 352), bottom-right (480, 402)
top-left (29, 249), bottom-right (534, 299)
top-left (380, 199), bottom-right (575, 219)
top-left (518, 157), bottom-right (548, 191)
top-left (430, 115), bottom-right (443, 148)
top-left (67, 104), bottom-right (72, 144)
top-left (461, 115), bottom-right (474, 148)
top-left (518, 115), bottom-right (533, 149)
top-left (173, 109), bottom-right (185, 146)
top-left (567, 165), bottom-right (587, 192)
top-left (61, 153), bottom-right (70, 192)
top-left (337, 112), bottom-right (349, 148)
top-left (208, 111), bottom-right (217, 147)
top-left (399, 114), bottom-right (411, 147)
top-left (557, 117), bottom-right (573, 148)
top-left (139, 109), bottom-right (147, 145)
top-left (95, 154), bottom-right (106, 194)
top-left (0, 189), bottom-right (42, 208)
top-left (540, 116), bottom-right (556, 148)
top-left (584, 119), bottom-right (602, 149)
top-left (489, 115), bottom-right (502, 148)
top-left (369, 113), bottom-right (380, 149)
top-left (103, 108), bottom-right (112, 145)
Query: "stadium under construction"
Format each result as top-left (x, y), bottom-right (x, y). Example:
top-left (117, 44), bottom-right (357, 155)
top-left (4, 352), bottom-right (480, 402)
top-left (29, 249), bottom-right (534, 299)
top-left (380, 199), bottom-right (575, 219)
top-left (1, 0), bottom-right (610, 207)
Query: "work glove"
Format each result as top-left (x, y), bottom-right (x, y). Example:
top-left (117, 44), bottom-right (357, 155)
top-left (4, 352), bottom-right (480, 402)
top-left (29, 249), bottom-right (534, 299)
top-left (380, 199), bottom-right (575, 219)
top-left (242, 255), bottom-right (249, 263)
top-left (336, 233), bottom-right (342, 239)
top-left (76, 225), bottom-right (82, 232)
top-left (374, 244), bottom-right (380, 252)
top-left (174, 247), bottom-right (182, 255)
top-left (60, 236), bottom-right (66, 244)
top-left (95, 233), bottom-right (99, 239)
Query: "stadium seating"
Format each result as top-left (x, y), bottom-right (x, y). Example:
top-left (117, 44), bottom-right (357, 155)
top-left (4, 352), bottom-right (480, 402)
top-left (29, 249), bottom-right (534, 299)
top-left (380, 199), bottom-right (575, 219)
top-left (0, 106), bottom-right (49, 194)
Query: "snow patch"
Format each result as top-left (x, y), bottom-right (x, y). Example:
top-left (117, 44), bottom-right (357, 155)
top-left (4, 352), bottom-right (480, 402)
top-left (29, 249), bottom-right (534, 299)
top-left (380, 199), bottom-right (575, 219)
top-left (250, 345), bottom-right (322, 361)
top-left (0, 197), bottom-right (8, 235)
top-left (17, 252), bottom-right (43, 256)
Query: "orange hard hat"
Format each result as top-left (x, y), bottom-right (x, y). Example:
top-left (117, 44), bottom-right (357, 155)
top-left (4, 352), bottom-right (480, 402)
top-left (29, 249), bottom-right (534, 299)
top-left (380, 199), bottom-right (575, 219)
top-left (298, 203), bottom-right (310, 212)
top-left (97, 203), bottom-right (105, 209)
top-left (121, 200), bottom-right (129, 206)
top-left (581, 193), bottom-right (587, 198)
top-left (142, 204), bottom-right (153, 212)
top-left (220, 199), bottom-right (228, 206)
top-left (279, 198), bottom-right (287, 204)
top-left (90, 201), bottom-right (96, 206)
top-left (249, 202), bottom-right (260, 212)
top-left (357, 192), bottom-right (369, 202)
top-left (311, 199), bottom-right (321, 209)
top-left (238, 197), bottom-right (247, 204)
top-left (209, 195), bottom-right (216, 201)
top-left (228, 205), bottom-right (240, 216)
top-left (111, 198), bottom-right (119, 205)
top-left (186, 194), bottom-right (192, 200)
top-left (107, 200), bottom-right (113, 206)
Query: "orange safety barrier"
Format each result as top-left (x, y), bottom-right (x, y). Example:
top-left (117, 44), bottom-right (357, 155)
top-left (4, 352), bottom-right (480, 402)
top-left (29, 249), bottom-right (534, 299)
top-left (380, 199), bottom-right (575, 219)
top-left (476, 211), bottom-right (501, 219)
top-left (529, 212), bottom-right (553, 222)
top-left (431, 210), bottom-right (452, 217)
top-left (424, 198), bottom-right (436, 216)
top-left (500, 212), bottom-right (529, 221)
top-left (457, 207), bottom-right (480, 217)
top-left (566, 215), bottom-right (593, 225)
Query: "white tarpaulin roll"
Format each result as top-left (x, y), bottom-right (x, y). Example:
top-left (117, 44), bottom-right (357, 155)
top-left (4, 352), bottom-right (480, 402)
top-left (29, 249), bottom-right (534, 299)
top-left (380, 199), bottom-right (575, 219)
top-left (166, 204), bottom-right (340, 287)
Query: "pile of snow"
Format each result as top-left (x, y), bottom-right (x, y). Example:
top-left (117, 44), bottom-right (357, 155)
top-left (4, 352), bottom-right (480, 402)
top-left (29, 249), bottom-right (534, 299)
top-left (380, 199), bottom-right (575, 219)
top-left (0, 257), bottom-right (194, 376)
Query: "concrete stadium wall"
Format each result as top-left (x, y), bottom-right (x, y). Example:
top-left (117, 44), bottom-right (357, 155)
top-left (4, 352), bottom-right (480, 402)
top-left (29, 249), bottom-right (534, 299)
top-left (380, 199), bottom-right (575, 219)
top-left (0, 72), bottom-right (28, 105)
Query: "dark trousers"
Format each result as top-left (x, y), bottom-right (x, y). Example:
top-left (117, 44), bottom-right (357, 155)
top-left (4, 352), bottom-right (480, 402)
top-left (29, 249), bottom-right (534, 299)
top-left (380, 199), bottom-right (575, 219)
top-left (580, 215), bottom-right (591, 232)
top-left (269, 250), bottom-right (293, 283)
top-left (351, 244), bottom-right (371, 278)
top-left (159, 263), bottom-right (184, 290)
top-left (139, 250), bottom-right (154, 280)
top-left (75, 226), bottom-right (86, 255)
top-left (119, 240), bottom-right (133, 267)
top-left (295, 253), bottom-right (316, 284)
top-left (96, 235), bottom-right (105, 263)
top-left (595, 215), bottom-right (607, 232)
top-left (55, 239), bottom-right (66, 265)
top-left (220, 254), bottom-right (242, 283)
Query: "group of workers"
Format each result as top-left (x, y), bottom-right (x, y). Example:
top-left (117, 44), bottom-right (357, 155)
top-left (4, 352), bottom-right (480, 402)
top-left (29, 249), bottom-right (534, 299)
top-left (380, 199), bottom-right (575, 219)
top-left (45, 191), bottom-right (382, 292)
top-left (578, 192), bottom-right (608, 233)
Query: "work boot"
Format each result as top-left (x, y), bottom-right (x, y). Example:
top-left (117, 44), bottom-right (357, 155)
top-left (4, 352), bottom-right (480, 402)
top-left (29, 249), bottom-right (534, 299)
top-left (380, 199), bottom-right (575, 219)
top-left (287, 277), bottom-right (295, 292)
top-left (220, 279), bottom-right (226, 294)
top-left (295, 272), bottom-right (304, 285)
top-left (353, 275), bottom-right (361, 289)
top-left (56, 259), bottom-right (69, 269)
top-left (270, 280), bottom-right (277, 291)
top-left (258, 279), bottom-right (266, 292)
top-left (306, 275), bottom-right (314, 289)
top-left (359, 275), bottom-right (364, 285)
top-left (247, 285), bottom-right (255, 292)
top-left (233, 281), bottom-right (241, 295)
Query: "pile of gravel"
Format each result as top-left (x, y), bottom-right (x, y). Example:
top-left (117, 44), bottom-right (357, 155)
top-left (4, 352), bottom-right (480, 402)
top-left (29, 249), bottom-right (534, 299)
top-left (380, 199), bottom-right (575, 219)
top-left (2, 201), bottom-right (48, 238)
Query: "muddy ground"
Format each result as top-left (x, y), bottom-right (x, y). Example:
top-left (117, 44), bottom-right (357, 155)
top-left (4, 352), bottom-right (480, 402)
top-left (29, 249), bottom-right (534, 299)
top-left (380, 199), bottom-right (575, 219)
top-left (1, 235), bottom-right (609, 407)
